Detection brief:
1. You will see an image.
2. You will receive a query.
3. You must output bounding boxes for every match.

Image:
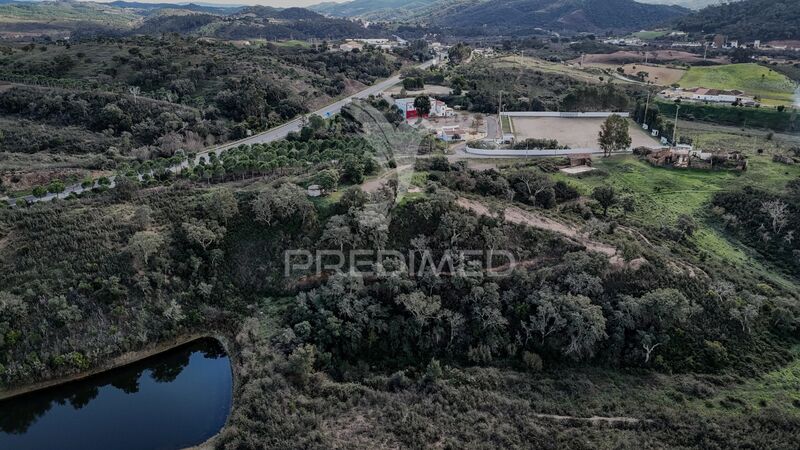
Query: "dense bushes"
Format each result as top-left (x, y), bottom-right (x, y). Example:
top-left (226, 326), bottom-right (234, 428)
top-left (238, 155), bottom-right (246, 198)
top-left (656, 100), bottom-right (798, 132)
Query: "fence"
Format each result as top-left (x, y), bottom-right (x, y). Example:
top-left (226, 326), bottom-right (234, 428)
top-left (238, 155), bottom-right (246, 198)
top-left (463, 146), bottom-right (605, 157)
top-left (500, 112), bottom-right (630, 118)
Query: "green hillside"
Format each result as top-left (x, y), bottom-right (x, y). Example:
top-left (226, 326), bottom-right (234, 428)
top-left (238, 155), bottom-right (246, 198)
top-left (678, 63), bottom-right (798, 106)
top-left (0, 2), bottom-right (138, 25)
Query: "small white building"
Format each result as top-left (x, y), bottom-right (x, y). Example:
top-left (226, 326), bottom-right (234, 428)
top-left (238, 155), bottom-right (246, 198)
top-left (307, 185), bottom-right (323, 197)
top-left (394, 97), bottom-right (454, 120)
top-left (437, 125), bottom-right (464, 142)
top-left (660, 87), bottom-right (757, 105)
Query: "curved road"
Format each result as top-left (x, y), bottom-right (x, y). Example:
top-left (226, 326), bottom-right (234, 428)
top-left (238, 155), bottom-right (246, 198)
top-left (5, 59), bottom-right (435, 206)
top-left (194, 58), bottom-right (437, 164)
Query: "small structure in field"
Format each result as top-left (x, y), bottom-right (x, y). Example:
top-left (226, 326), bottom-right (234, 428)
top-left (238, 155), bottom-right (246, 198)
top-left (560, 154), bottom-right (595, 175)
top-left (307, 185), bottom-right (324, 197)
top-left (437, 125), bottom-right (464, 142)
top-left (638, 147), bottom-right (747, 171)
top-left (568, 154), bottom-right (593, 167)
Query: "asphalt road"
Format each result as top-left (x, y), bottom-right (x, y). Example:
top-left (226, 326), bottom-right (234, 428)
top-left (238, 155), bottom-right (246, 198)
top-left (3, 59), bottom-right (436, 206)
top-left (194, 58), bottom-right (436, 164)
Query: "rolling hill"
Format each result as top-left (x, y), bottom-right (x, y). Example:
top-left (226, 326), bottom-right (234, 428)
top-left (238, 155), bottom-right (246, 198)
top-left (675, 0), bottom-right (800, 40)
top-left (0, 0), bottom-right (384, 40)
top-left (311, 0), bottom-right (439, 19)
top-left (437, 0), bottom-right (689, 34)
top-left (313, 0), bottom-right (689, 34)
top-left (638, 0), bottom-right (742, 9)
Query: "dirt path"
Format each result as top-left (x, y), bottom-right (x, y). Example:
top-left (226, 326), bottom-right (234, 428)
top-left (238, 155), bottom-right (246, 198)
top-left (457, 197), bottom-right (618, 257)
top-left (532, 412), bottom-right (649, 425)
top-left (362, 164), bottom-right (413, 193)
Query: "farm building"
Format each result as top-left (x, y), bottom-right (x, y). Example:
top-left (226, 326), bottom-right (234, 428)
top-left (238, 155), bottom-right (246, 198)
top-left (437, 125), bottom-right (464, 142)
top-left (659, 87), bottom-right (757, 106)
top-left (394, 97), bottom-right (454, 120)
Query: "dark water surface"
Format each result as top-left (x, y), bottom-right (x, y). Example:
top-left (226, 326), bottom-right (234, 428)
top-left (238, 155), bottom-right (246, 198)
top-left (0, 338), bottom-right (232, 450)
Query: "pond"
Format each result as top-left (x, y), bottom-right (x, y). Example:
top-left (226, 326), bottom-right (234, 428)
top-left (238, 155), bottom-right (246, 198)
top-left (0, 338), bottom-right (232, 450)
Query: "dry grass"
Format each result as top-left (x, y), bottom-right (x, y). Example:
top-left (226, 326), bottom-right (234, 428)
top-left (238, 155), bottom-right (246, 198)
top-left (511, 117), bottom-right (659, 149)
top-left (581, 63), bottom-right (686, 86)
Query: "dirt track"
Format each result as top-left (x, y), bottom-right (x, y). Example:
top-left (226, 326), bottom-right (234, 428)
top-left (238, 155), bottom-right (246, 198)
top-left (456, 197), bottom-right (617, 257)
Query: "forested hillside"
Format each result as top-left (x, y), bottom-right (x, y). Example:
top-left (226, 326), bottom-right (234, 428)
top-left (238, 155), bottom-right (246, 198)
top-left (0, 36), bottom-right (400, 160)
top-left (676, 0), bottom-right (800, 40)
top-left (0, 0), bottom-right (387, 41)
top-left (313, 0), bottom-right (689, 35)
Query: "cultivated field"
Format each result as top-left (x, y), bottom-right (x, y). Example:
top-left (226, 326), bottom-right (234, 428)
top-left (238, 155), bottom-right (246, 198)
top-left (678, 63), bottom-right (798, 106)
top-left (511, 117), bottom-right (659, 149)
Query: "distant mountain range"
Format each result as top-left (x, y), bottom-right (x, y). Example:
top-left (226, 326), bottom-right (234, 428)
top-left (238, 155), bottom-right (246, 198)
top-left (312, 0), bottom-right (689, 35)
top-left (675, 0), bottom-right (800, 40)
top-left (638, 0), bottom-right (742, 9)
top-left (0, 0), bottom-right (383, 40)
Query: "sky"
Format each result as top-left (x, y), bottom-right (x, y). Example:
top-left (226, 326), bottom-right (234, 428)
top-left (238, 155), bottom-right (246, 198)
top-left (90, 0), bottom-right (350, 6)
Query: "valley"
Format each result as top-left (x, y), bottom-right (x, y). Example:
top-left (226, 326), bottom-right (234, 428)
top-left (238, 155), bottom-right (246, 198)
top-left (0, 0), bottom-right (799, 449)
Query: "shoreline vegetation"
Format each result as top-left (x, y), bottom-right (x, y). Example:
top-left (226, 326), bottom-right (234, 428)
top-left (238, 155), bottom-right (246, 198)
top-left (0, 333), bottom-right (230, 401)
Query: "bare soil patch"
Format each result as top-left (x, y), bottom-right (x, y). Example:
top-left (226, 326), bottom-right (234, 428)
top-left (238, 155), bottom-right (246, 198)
top-left (456, 197), bottom-right (617, 257)
top-left (511, 117), bottom-right (658, 149)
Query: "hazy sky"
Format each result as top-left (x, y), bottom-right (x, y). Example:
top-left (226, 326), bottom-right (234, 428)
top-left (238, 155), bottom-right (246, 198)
top-left (91, 0), bottom-right (350, 5)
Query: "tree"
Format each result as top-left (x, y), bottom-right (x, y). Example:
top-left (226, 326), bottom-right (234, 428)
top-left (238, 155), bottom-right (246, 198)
top-left (251, 184), bottom-right (317, 229)
top-left (47, 180), bottom-right (65, 195)
top-left (341, 156), bottom-right (365, 184)
top-left (561, 295), bottom-right (607, 359)
top-left (448, 43), bottom-right (472, 64)
top-left (320, 215), bottom-right (356, 252)
top-left (509, 169), bottom-right (554, 208)
top-left (761, 200), bottom-right (789, 234)
top-left (414, 96), bottom-right (432, 117)
top-left (591, 185), bottom-right (617, 217)
top-left (598, 114), bottom-right (631, 157)
top-left (128, 86), bottom-right (141, 103)
top-left (731, 47), bottom-right (753, 64)
top-left (285, 344), bottom-right (316, 387)
top-left (675, 214), bottom-right (697, 241)
top-left (619, 288), bottom-right (699, 364)
top-left (128, 231), bottom-right (165, 267)
top-left (205, 190), bottom-right (239, 225)
top-left (181, 221), bottom-right (217, 251)
top-left (525, 292), bottom-right (567, 344)
top-left (314, 169), bottom-right (339, 192)
top-left (32, 186), bottom-right (47, 198)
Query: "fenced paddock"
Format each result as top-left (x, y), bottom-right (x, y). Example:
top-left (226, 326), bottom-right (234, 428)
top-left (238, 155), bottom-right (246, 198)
top-left (502, 112), bottom-right (658, 150)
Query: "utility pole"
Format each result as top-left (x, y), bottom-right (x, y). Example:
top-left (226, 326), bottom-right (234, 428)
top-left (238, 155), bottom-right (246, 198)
top-left (644, 88), bottom-right (652, 127)
top-left (673, 102), bottom-right (681, 147)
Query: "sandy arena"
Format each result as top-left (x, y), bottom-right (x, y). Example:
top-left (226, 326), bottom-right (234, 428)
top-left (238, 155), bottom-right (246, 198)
top-left (511, 117), bottom-right (659, 149)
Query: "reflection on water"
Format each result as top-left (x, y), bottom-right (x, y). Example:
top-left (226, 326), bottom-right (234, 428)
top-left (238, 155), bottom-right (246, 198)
top-left (0, 338), bottom-right (232, 450)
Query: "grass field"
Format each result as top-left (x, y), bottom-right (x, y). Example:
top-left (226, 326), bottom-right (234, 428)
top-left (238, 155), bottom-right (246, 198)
top-left (632, 30), bottom-right (669, 40)
top-left (678, 63), bottom-right (798, 106)
top-left (495, 55), bottom-right (608, 84)
top-left (585, 63), bottom-right (686, 86)
top-left (553, 126), bottom-right (800, 289)
top-left (501, 115), bottom-right (512, 134)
